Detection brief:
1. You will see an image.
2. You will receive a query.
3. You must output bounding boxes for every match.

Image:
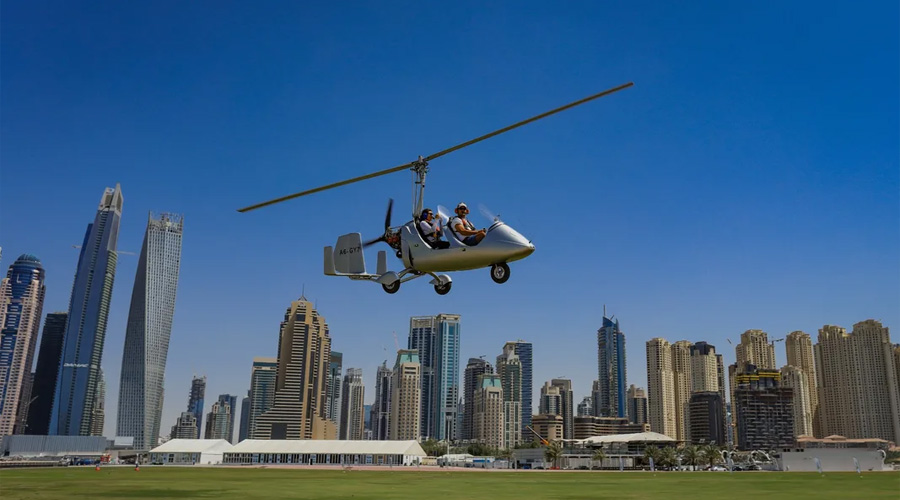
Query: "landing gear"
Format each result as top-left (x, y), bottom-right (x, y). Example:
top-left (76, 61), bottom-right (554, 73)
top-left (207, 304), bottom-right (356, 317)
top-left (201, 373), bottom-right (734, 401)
top-left (490, 263), bottom-right (510, 284)
top-left (434, 281), bottom-right (452, 295)
top-left (382, 280), bottom-right (400, 294)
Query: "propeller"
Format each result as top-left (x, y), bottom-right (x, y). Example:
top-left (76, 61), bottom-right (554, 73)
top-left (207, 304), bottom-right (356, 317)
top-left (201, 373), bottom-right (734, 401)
top-left (436, 205), bottom-right (452, 225)
top-left (478, 203), bottom-right (500, 223)
top-left (363, 198), bottom-right (394, 247)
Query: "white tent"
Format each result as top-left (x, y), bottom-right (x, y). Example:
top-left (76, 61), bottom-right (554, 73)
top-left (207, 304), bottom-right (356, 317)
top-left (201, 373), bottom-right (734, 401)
top-left (225, 440), bottom-right (426, 466)
top-left (149, 439), bottom-right (233, 465)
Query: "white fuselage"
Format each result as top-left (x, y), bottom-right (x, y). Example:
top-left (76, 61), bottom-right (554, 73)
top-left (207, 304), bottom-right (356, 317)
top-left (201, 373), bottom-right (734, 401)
top-left (400, 219), bottom-right (534, 272)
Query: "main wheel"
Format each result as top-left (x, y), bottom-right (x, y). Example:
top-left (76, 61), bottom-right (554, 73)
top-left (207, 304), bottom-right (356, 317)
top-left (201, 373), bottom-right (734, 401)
top-left (434, 282), bottom-right (452, 295)
top-left (382, 280), bottom-right (400, 294)
top-left (490, 263), bottom-right (510, 284)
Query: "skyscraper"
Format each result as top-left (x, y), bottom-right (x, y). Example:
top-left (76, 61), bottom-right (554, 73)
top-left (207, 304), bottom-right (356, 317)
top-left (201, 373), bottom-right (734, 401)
top-left (462, 357), bottom-right (492, 440)
top-left (408, 316), bottom-right (436, 439)
top-left (688, 391), bottom-right (725, 445)
top-left (577, 396), bottom-right (593, 417)
top-left (339, 368), bottom-right (365, 440)
top-left (671, 340), bottom-right (692, 442)
top-left (205, 400), bottom-right (231, 440)
top-left (170, 411), bottom-right (198, 440)
top-left (253, 297), bottom-right (335, 440)
top-left (434, 314), bottom-right (460, 441)
top-left (247, 357), bottom-right (277, 440)
top-left (513, 340), bottom-right (533, 441)
top-left (596, 316), bottom-right (626, 418)
top-left (116, 212), bottom-right (183, 450)
top-left (784, 330), bottom-right (818, 436)
top-left (90, 369), bottom-right (105, 436)
top-left (734, 366), bottom-right (794, 450)
top-left (238, 391), bottom-right (250, 442)
top-left (646, 338), bottom-right (676, 438)
top-left (216, 394), bottom-right (238, 443)
top-left (550, 379), bottom-right (574, 440)
top-left (497, 343), bottom-right (522, 448)
top-left (0, 254), bottom-right (46, 437)
top-left (626, 384), bottom-right (648, 426)
top-left (26, 312), bottom-right (67, 435)
top-left (187, 376), bottom-right (206, 439)
top-left (735, 330), bottom-right (776, 370)
top-left (389, 349), bottom-right (421, 440)
top-left (372, 361), bottom-right (392, 440)
top-left (326, 351), bottom-right (343, 429)
top-left (52, 185), bottom-right (123, 436)
top-left (539, 381), bottom-right (562, 415)
top-left (780, 365), bottom-right (813, 437)
top-left (473, 374), bottom-right (504, 449)
top-left (815, 321), bottom-right (900, 443)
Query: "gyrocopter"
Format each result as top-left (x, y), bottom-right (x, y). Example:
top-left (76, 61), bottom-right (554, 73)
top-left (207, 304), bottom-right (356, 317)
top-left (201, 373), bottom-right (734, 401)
top-left (238, 82), bottom-right (633, 295)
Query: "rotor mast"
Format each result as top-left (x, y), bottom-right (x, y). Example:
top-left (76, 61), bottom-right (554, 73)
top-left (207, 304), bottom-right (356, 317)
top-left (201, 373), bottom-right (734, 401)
top-left (411, 156), bottom-right (428, 220)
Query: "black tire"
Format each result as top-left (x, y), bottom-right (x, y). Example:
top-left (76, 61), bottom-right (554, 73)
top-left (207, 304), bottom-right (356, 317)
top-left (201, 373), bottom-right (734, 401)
top-left (434, 282), bottom-right (452, 295)
top-left (382, 281), bottom-right (400, 294)
top-left (490, 263), bottom-right (510, 284)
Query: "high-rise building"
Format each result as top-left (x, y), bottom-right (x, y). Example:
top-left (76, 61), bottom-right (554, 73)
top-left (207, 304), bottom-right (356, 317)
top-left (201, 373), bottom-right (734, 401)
top-left (539, 381), bottom-right (561, 415)
top-left (326, 351), bottom-right (342, 429)
top-left (339, 368), bottom-right (365, 440)
top-left (784, 331), bottom-right (818, 436)
top-left (170, 411), bottom-right (197, 440)
top-left (247, 357), bottom-right (277, 439)
top-left (238, 391), bottom-right (250, 442)
top-left (735, 330), bottom-right (776, 370)
top-left (496, 343), bottom-right (522, 448)
top-left (646, 338), bottom-right (676, 438)
top-left (816, 321), bottom-right (900, 443)
top-left (596, 316), bottom-right (626, 418)
top-left (205, 399), bottom-right (231, 440)
top-left (549, 379), bottom-right (574, 440)
top-left (462, 357), bottom-right (492, 440)
top-left (733, 366), bottom-right (794, 450)
top-left (90, 370), bottom-right (105, 436)
top-left (473, 373), bottom-right (504, 449)
top-left (626, 385), bottom-right (648, 426)
top-left (671, 340), bottom-right (692, 442)
top-left (26, 312), bottom-right (67, 435)
top-left (116, 212), bottom-right (183, 450)
top-left (389, 349), bottom-right (421, 440)
top-left (690, 342), bottom-right (718, 392)
top-left (372, 361), bottom-right (392, 440)
top-left (52, 185), bottom-right (123, 436)
top-left (253, 297), bottom-right (335, 440)
top-left (780, 365), bottom-right (813, 437)
top-left (187, 376), bottom-right (206, 439)
top-left (408, 316), bottom-right (436, 439)
top-left (434, 314), bottom-right (460, 441)
top-left (577, 396), bottom-right (593, 417)
top-left (512, 340), bottom-right (533, 441)
top-left (590, 380), bottom-right (602, 418)
top-left (215, 394), bottom-right (237, 443)
top-left (0, 254), bottom-right (46, 437)
top-left (688, 392), bottom-right (725, 445)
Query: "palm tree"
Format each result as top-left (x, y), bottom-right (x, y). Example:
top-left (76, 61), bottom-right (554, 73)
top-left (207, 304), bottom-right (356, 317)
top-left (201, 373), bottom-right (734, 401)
top-left (680, 445), bottom-right (701, 470)
top-left (643, 446), bottom-right (661, 469)
top-left (591, 448), bottom-right (606, 469)
top-left (544, 441), bottom-right (564, 469)
top-left (701, 444), bottom-right (721, 469)
top-left (659, 446), bottom-right (678, 469)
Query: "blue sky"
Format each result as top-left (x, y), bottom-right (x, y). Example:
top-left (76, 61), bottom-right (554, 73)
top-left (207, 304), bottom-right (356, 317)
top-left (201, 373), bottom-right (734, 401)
top-left (2, 2), bottom-right (897, 438)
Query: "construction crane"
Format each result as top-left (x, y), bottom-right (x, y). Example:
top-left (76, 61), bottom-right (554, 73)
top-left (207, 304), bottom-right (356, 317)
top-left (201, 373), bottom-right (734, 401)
top-left (392, 331), bottom-right (400, 351)
top-left (525, 425), bottom-right (549, 446)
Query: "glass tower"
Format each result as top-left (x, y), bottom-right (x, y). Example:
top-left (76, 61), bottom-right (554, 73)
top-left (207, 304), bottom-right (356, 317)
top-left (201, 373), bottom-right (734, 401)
top-left (51, 185), bottom-right (123, 436)
top-left (0, 254), bottom-right (46, 436)
top-left (513, 340), bottom-right (533, 440)
top-left (26, 312), bottom-right (67, 435)
top-left (116, 212), bottom-right (183, 449)
top-left (597, 316), bottom-right (627, 418)
top-left (188, 376), bottom-right (206, 438)
top-left (408, 317), bottom-right (437, 439)
top-left (434, 314), bottom-right (460, 441)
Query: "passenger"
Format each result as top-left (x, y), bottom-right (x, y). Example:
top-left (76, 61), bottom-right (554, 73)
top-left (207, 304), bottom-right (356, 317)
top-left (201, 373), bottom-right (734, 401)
top-left (449, 202), bottom-right (486, 246)
top-left (419, 209), bottom-right (449, 249)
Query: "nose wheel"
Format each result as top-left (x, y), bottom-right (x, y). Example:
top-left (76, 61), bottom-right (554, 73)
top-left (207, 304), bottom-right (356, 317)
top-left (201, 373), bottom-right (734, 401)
top-left (382, 280), bottom-right (400, 294)
top-left (490, 263), bottom-right (510, 284)
top-left (434, 282), bottom-right (452, 295)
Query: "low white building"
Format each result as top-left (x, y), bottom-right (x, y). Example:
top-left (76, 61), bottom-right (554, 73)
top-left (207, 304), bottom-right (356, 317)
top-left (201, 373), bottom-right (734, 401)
top-left (149, 439), bottom-right (233, 465)
top-left (224, 440), bottom-right (426, 466)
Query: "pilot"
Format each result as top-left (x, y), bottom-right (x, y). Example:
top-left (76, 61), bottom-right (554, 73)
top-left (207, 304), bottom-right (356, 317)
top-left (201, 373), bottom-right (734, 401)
top-left (449, 202), bottom-right (485, 246)
top-left (419, 209), bottom-right (449, 249)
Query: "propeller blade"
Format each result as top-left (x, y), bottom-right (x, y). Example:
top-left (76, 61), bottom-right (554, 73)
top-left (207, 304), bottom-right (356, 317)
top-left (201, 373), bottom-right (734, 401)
top-left (363, 236), bottom-right (385, 248)
top-left (424, 82), bottom-right (633, 162)
top-left (477, 203), bottom-right (499, 222)
top-left (436, 205), bottom-right (451, 224)
top-left (384, 198), bottom-right (394, 230)
top-left (237, 162), bottom-right (413, 213)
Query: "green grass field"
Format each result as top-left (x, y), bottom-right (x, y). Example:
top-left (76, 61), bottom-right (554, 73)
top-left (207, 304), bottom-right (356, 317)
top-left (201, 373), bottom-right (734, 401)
top-left (1, 467), bottom-right (898, 499)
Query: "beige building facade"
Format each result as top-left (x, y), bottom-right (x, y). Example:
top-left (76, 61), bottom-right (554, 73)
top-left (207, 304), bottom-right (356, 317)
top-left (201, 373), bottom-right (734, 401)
top-left (473, 373), bottom-right (504, 449)
top-left (785, 330), bottom-right (819, 436)
top-left (390, 349), bottom-right (421, 440)
top-left (646, 338), bottom-right (676, 438)
top-left (780, 365), bottom-right (813, 437)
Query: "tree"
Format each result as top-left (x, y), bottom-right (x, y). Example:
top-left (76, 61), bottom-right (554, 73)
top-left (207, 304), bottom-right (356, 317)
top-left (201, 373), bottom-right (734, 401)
top-left (591, 448), bottom-right (606, 469)
top-left (658, 446), bottom-right (678, 468)
top-left (420, 439), bottom-right (446, 457)
top-left (700, 444), bottom-right (722, 469)
top-left (680, 445), bottom-right (701, 470)
top-left (643, 446), bottom-right (661, 468)
top-left (544, 441), bottom-right (564, 469)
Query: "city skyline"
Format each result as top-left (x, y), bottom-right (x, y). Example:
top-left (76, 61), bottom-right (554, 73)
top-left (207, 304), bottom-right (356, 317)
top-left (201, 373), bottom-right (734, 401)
top-left (1, 3), bottom-right (896, 440)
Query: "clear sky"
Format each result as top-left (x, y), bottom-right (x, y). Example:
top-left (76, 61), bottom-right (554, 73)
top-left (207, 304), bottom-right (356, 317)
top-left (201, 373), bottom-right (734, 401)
top-left (2, 2), bottom-right (897, 439)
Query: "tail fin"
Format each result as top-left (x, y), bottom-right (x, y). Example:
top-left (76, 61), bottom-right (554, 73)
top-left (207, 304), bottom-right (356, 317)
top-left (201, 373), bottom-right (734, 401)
top-left (333, 233), bottom-right (366, 274)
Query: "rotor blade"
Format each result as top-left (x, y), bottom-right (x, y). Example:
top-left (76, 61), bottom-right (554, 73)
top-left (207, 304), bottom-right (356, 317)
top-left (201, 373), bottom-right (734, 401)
top-left (363, 236), bottom-right (386, 247)
top-left (237, 162), bottom-right (413, 213)
top-left (424, 82), bottom-right (634, 162)
top-left (384, 198), bottom-right (394, 229)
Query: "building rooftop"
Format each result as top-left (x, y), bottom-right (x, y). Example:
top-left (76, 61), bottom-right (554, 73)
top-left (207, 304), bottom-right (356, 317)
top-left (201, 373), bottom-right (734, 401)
top-left (228, 440), bottom-right (426, 456)
top-left (149, 439), bottom-right (232, 454)
top-left (579, 432), bottom-right (676, 445)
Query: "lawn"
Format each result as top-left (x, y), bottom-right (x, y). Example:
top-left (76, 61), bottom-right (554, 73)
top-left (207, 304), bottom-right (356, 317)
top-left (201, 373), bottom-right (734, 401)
top-left (1, 467), bottom-right (898, 499)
